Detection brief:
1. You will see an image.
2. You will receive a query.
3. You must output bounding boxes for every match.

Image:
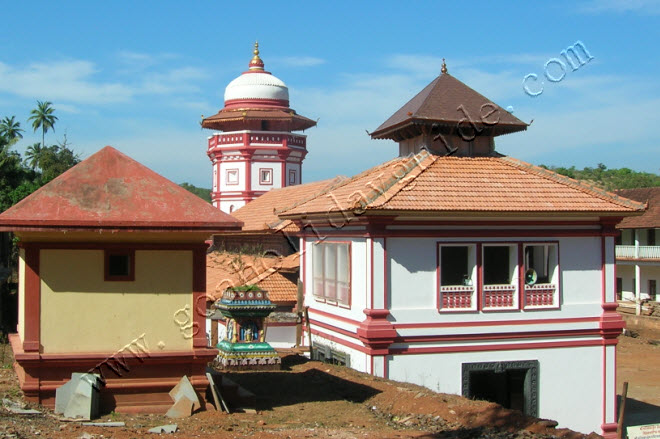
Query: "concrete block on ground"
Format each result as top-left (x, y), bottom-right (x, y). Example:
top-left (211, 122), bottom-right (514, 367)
top-left (165, 375), bottom-right (201, 418)
top-left (168, 375), bottom-right (200, 411)
top-left (55, 373), bottom-right (101, 420)
top-left (148, 424), bottom-right (178, 434)
top-left (165, 396), bottom-right (194, 419)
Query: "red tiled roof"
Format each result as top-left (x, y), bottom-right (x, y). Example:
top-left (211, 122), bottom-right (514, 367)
top-left (231, 177), bottom-right (347, 232)
top-left (206, 252), bottom-right (299, 304)
top-left (254, 271), bottom-right (297, 303)
top-left (0, 146), bottom-right (242, 232)
top-left (280, 151), bottom-right (646, 217)
top-left (370, 73), bottom-right (527, 141)
top-left (614, 187), bottom-right (660, 228)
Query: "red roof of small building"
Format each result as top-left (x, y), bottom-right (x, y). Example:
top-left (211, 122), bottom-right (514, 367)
top-left (370, 71), bottom-right (528, 141)
top-left (280, 151), bottom-right (647, 218)
top-left (206, 252), bottom-right (298, 304)
top-left (614, 187), bottom-right (660, 229)
top-left (0, 146), bottom-right (242, 232)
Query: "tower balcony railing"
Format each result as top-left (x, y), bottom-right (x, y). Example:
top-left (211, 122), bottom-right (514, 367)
top-left (208, 131), bottom-right (307, 149)
top-left (616, 245), bottom-right (660, 260)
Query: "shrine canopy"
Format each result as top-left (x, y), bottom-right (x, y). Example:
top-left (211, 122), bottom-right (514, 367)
top-left (0, 146), bottom-right (242, 237)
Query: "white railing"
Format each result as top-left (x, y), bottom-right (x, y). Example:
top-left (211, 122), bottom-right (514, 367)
top-left (616, 245), bottom-right (660, 260)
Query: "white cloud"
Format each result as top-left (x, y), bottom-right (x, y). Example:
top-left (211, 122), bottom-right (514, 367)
top-left (140, 67), bottom-right (209, 94)
top-left (0, 60), bottom-right (134, 103)
top-left (0, 58), bottom-right (211, 105)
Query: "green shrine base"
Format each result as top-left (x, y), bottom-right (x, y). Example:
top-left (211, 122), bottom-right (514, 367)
top-left (213, 340), bottom-right (281, 371)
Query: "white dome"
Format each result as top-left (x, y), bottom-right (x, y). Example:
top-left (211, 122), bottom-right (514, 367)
top-left (224, 72), bottom-right (289, 102)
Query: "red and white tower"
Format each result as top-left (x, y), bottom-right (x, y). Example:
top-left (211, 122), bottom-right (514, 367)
top-left (202, 43), bottom-right (317, 213)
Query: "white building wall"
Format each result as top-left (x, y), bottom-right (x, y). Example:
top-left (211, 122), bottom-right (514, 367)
top-left (385, 235), bottom-right (605, 324)
top-left (386, 345), bottom-right (604, 434)
top-left (219, 161), bottom-right (246, 192)
top-left (372, 238), bottom-right (386, 309)
top-left (311, 333), bottom-right (369, 373)
top-left (219, 199), bottom-right (246, 214)
top-left (305, 229), bottom-right (615, 435)
top-left (302, 237), bottom-right (369, 323)
top-left (618, 263), bottom-right (660, 300)
top-left (285, 162), bottom-right (301, 185)
top-left (265, 325), bottom-right (297, 348)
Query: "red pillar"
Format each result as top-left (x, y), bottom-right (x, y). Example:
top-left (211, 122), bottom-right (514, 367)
top-left (22, 245), bottom-right (40, 352)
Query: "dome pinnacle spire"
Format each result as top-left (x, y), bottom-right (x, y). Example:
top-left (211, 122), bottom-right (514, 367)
top-left (441, 58), bottom-right (448, 74)
top-left (249, 41), bottom-right (265, 71)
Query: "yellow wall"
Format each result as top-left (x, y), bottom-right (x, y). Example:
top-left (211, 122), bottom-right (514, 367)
top-left (18, 248), bottom-right (25, 341)
top-left (40, 249), bottom-right (194, 353)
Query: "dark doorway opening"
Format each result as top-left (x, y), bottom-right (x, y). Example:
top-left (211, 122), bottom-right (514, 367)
top-left (462, 360), bottom-right (538, 416)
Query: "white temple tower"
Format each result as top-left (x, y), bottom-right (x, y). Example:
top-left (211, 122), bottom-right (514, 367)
top-left (201, 43), bottom-right (316, 213)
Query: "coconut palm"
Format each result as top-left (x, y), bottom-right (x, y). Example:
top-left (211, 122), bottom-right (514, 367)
top-left (0, 116), bottom-right (24, 145)
top-left (27, 101), bottom-right (58, 147)
top-left (24, 143), bottom-right (43, 170)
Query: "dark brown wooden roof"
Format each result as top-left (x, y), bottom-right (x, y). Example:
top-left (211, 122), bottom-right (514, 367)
top-left (614, 187), bottom-right (659, 229)
top-left (370, 72), bottom-right (528, 141)
top-left (202, 108), bottom-right (316, 132)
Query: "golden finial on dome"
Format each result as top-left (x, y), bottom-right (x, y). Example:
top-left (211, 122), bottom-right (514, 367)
top-left (441, 58), bottom-right (448, 74)
top-left (249, 40), bottom-right (265, 70)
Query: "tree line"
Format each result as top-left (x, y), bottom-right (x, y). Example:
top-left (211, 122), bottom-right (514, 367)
top-left (539, 163), bottom-right (660, 192)
top-left (0, 101), bottom-right (80, 211)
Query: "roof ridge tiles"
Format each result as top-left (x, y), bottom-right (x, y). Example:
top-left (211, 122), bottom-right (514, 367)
top-left (273, 176), bottom-right (349, 216)
top-left (499, 156), bottom-right (647, 211)
top-left (367, 150), bottom-right (437, 209)
top-left (277, 159), bottom-right (408, 216)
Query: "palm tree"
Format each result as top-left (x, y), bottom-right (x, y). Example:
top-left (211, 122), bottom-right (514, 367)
top-left (27, 101), bottom-right (58, 147)
top-left (0, 116), bottom-right (24, 145)
top-left (25, 143), bottom-right (43, 170)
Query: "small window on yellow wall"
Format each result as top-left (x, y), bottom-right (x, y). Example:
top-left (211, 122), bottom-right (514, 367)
top-left (105, 249), bottom-right (135, 281)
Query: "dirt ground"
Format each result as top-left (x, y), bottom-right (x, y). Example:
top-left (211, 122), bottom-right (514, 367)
top-left (0, 319), bottom-right (657, 439)
top-left (616, 316), bottom-right (660, 430)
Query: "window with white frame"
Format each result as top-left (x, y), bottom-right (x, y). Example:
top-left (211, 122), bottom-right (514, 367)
top-left (438, 244), bottom-right (477, 310)
top-left (226, 169), bottom-right (239, 185)
top-left (482, 244), bottom-right (518, 310)
top-left (259, 168), bottom-right (273, 185)
top-left (523, 243), bottom-right (559, 308)
top-left (312, 242), bottom-right (350, 306)
top-left (289, 169), bottom-right (297, 185)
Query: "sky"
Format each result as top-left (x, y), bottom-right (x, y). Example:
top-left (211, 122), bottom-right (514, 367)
top-left (1, 1), bottom-right (659, 188)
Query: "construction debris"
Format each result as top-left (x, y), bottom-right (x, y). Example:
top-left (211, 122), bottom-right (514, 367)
top-left (148, 424), bottom-right (178, 434)
top-left (81, 421), bottom-right (125, 427)
top-left (165, 376), bottom-right (200, 418)
top-left (206, 372), bottom-right (230, 413)
top-left (2, 398), bottom-right (40, 415)
top-left (54, 373), bottom-right (101, 421)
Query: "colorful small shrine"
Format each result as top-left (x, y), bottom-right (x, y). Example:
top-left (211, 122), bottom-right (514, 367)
top-left (214, 286), bottom-right (281, 370)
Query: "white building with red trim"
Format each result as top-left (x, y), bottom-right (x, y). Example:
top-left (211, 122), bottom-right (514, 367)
top-left (277, 62), bottom-right (645, 436)
top-left (202, 43), bottom-right (316, 213)
top-left (614, 187), bottom-right (659, 307)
